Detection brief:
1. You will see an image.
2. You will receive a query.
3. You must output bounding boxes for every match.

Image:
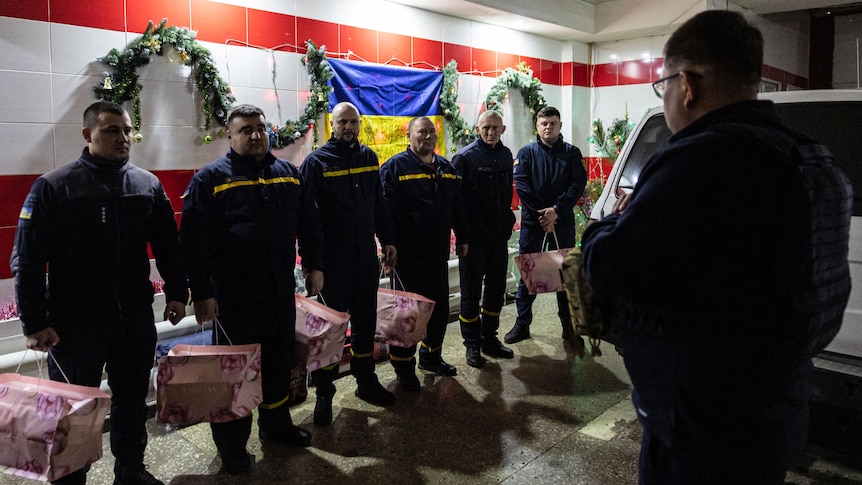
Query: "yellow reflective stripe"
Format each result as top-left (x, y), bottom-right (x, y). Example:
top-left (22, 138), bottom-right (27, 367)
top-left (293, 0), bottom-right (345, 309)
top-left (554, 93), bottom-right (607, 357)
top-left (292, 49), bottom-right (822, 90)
top-left (480, 308), bottom-right (500, 317)
top-left (397, 172), bottom-right (459, 182)
top-left (212, 176), bottom-right (300, 195)
top-left (319, 362), bottom-right (339, 371)
top-left (398, 173), bottom-right (432, 181)
top-left (259, 394), bottom-right (291, 409)
top-left (459, 314), bottom-right (479, 323)
top-left (350, 348), bottom-right (374, 359)
top-left (389, 354), bottom-right (415, 362)
top-left (419, 341), bottom-right (441, 352)
top-left (322, 165), bottom-right (380, 178)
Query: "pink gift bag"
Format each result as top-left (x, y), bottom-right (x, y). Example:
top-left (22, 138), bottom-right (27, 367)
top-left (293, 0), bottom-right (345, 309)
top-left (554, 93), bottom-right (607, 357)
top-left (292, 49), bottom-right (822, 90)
top-left (375, 270), bottom-right (435, 348)
top-left (155, 343), bottom-right (262, 428)
top-left (0, 373), bottom-right (110, 482)
top-left (294, 294), bottom-right (350, 372)
top-left (514, 232), bottom-right (573, 294)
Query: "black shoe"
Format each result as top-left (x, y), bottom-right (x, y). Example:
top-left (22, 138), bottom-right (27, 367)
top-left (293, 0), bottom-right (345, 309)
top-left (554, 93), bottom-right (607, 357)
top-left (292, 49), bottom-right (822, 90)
top-left (467, 347), bottom-right (487, 369)
top-left (482, 339), bottom-right (515, 359)
top-left (418, 358), bottom-right (457, 376)
top-left (259, 424), bottom-right (312, 447)
top-left (217, 452), bottom-right (252, 475)
top-left (466, 347), bottom-right (486, 368)
top-left (504, 323), bottom-right (531, 344)
top-left (313, 394), bottom-right (333, 426)
top-left (355, 379), bottom-right (396, 406)
top-left (395, 369), bottom-right (421, 391)
top-left (112, 465), bottom-right (164, 485)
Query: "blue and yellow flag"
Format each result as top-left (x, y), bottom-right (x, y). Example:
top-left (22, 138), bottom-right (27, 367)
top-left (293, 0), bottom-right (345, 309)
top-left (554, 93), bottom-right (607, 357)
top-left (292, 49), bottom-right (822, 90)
top-left (327, 59), bottom-right (445, 163)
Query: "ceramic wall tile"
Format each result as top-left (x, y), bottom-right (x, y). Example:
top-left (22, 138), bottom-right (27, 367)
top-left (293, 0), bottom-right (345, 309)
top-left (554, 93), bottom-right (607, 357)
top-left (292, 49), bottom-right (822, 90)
top-left (0, 17), bottom-right (50, 72)
top-left (50, 23), bottom-right (127, 76)
top-left (0, 71), bottom-right (52, 123)
top-left (0, 123), bottom-right (56, 175)
top-left (51, 73), bottom-right (103, 125)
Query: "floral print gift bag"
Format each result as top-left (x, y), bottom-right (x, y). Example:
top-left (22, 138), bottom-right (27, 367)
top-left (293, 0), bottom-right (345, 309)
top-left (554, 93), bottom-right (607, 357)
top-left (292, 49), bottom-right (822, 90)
top-left (375, 270), bottom-right (435, 348)
top-left (294, 294), bottom-right (350, 372)
top-left (0, 373), bottom-right (110, 481)
top-left (155, 340), bottom-right (262, 428)
top-left (514, 232), bottom-right (573, 295)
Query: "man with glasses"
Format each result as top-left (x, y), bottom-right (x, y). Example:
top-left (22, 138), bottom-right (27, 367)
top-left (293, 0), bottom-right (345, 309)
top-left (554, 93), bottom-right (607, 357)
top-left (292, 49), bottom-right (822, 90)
top-left (503, 106), bottom-right (587, 345)
top-left (581, 11), bottom-right (851, 484)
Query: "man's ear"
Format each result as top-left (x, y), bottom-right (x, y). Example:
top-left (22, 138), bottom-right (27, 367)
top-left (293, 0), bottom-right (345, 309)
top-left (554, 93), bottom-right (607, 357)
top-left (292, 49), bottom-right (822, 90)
top-left (82, 127), bottom-right (92, 143)
top-left (680, 71), bottom-right (700, 109)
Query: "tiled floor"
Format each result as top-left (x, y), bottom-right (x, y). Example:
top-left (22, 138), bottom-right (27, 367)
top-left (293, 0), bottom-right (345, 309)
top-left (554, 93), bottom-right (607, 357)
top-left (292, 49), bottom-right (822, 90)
top-left (5, 294), bottom-right (862, 484)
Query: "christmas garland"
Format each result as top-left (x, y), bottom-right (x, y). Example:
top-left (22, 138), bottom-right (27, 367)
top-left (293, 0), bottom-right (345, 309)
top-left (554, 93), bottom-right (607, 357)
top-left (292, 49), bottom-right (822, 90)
top-left (441, 60), bottom-right (547, 151)
top-left (93, 19), bottom-right (235, 143)
top-left (270, 40), bottom-right (333, 150)
top-left (587, 113), bottom-right (634, 164)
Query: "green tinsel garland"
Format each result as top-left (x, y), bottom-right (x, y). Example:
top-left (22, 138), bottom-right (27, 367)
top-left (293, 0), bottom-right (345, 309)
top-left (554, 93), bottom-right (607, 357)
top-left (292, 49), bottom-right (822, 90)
top-left (441, 60), bottom-right (547, 152)
top-left (93, 19), bottom-right (235, 142)
top-left (587, 113), bottom-right (634, 164)
top-left (269, 40), bottom-right (333, 150)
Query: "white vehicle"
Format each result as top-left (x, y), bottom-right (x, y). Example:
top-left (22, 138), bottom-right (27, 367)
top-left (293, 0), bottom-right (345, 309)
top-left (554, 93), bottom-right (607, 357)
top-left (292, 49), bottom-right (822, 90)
top-left (591, 90), bottom-right (862, 410)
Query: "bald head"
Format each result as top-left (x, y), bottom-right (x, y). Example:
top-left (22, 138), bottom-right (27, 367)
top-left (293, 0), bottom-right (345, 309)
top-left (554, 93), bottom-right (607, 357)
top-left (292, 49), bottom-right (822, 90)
top-left (331, 102), bottom-right (361, 145)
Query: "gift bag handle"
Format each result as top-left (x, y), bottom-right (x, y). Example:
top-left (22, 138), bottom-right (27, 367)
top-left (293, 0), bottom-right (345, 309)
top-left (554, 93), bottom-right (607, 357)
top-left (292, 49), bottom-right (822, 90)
top-left (212, 317), bottom-right (235, 346)
top-left (15, 348), bottom-right (73, 389)
top-left (379, 266), bottom-right (407, 291)
top-left (541, 231), bottom-right (562, 253)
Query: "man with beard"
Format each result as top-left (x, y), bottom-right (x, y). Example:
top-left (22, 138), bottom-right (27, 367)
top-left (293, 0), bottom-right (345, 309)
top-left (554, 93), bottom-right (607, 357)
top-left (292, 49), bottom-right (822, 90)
top-left (300, 102), bottom-right (398, 425)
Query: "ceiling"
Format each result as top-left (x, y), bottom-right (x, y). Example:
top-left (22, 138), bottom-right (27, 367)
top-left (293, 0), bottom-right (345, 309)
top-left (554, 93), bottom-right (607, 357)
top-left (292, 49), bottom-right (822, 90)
top-left (389, 0), bottom-right (862, 42)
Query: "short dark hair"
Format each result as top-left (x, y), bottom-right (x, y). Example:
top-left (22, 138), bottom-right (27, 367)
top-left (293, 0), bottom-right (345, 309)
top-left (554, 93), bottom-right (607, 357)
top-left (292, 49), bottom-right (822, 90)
top-left (228, 104), bottom-right (266, 124)
top-left (664, 10), bottom-right (763, 86)
top-left (408, 116), bottom-right (433, 132)
top-left (83, 101), bottom-right (126, 129)
top-left (536, 106), bottom-right (561, 119)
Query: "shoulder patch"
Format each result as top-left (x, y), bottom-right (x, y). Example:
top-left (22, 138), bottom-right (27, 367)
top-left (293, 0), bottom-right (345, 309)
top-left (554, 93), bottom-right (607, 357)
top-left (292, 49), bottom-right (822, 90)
top-left (19, 206), bottom-right (33, 220)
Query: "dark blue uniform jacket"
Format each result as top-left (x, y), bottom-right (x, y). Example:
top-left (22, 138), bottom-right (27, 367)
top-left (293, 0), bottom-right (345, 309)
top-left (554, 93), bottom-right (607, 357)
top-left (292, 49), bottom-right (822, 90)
top-left (380, 148), bottom-right (469, 265)
top-left (300, 136), bottom-right (394, 264)
top-left (11, 148), bottom-right (186, 335)
top-left (452, 138), bottom-right (515, 243)
top-left (180, 149), bottom-right (323, 303)
top-left (514, 135), bottom-right (586, 229)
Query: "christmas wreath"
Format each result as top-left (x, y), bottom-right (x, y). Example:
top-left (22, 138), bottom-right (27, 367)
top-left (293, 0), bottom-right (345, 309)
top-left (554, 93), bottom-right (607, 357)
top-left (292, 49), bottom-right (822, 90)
top-left (93, 19), bottom-right (235, 143)
top-left (94, 20), bottom-right (332, 149)
top-left (441, 60), bottom-right (547, 151)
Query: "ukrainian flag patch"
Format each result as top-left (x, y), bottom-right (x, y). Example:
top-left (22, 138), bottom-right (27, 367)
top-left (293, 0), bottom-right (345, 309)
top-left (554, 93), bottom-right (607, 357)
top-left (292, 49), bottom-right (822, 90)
top-left (19, 206), bottom-right (33, 220)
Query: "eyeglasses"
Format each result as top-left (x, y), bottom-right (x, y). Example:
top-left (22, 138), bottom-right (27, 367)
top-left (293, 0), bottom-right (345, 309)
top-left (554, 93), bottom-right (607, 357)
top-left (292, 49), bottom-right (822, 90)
top-left (651, 71), bottom-right (703, 98)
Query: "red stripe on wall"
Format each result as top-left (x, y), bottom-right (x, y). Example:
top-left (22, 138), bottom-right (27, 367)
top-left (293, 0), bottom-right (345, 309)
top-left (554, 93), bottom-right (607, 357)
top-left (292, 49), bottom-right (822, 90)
top-left (49, 0), bottom-right (125, 31)
top-left (0, 0), bottom-right (48, 22)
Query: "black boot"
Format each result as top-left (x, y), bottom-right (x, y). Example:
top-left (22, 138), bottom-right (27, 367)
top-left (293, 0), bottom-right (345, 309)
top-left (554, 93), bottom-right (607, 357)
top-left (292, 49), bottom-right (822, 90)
top-left (504, 321), bottom-right (531, 344)
top-left (313, 382), bottom-right (335, 427)
top-left (466, 347), bottom-right (486, 368)
top-left (353, 355), bottom-right (395, 406)
top-left (211, 415), bottom-right (253, 474)
top-left (311, 366), bottom-right (338, 426)
top-left (418, 345), bottom-right (457, 376)
top-left (481, 313), bottom-right (514, 358)
top-left (392, 359), bottom-right (420, 391)
top-left (258, 406), bottom-right (311, 447)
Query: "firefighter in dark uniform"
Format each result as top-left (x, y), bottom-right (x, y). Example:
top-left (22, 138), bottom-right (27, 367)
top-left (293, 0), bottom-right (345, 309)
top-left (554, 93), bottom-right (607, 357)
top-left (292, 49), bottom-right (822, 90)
top-left (300, 102), bottom-right (398, 426)
top-left (452, 110), bottom-right (516, 368)
top-left (180, 105), bottom-right (324, 474)
top-left (12, 101), bottom-right (186, 485)
top-left (504, 106), bottom-right (587, 344)
top-left (380, 116), bottom-right (469, 390)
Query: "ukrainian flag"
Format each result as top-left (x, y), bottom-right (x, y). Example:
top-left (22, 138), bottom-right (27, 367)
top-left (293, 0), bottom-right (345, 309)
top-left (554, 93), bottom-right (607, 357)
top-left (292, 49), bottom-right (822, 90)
top-left (327, 59), bottom-right (445, 163)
